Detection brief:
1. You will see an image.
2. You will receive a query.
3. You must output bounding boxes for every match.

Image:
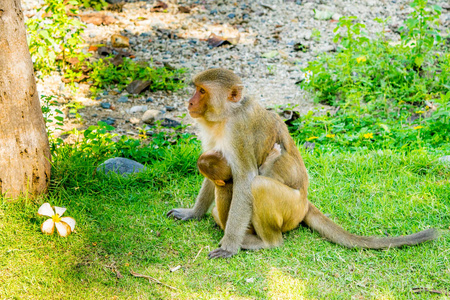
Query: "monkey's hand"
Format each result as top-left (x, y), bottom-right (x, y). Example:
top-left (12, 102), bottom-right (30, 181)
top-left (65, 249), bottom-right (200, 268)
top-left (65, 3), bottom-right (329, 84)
top-left (208, 248), bottom-right (236, 259)
top-left (208, 237), bottom-right (240, 259)
top-left (166, 208), bottom-right (199, 221)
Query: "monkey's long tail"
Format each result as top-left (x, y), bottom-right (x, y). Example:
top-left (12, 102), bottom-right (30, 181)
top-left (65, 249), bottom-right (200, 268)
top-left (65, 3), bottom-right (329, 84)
top-left (303, 203), bottom-right (439, 249)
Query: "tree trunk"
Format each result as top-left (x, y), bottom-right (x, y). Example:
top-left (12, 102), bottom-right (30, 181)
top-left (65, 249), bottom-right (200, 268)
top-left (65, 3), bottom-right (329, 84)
top-left (0, 0), bottom-right (51, 199)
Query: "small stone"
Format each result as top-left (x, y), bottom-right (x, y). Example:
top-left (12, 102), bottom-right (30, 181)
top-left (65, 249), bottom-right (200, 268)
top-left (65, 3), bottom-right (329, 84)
top-left (130, 117), bottom-right (140, 124)
top-left (178, 6), bottom-right (191, 13)
top-left (118, 96), bottom-right (128, 103)
top-left (101, 102), bottom-right (111, 109)
top-left (101, 117), bottom-right (116, 125)
top-left (111, 34), bottom-right (130, 48)
top-left (228, 13), bottom-right (236, 18)
top-left (130, 105), bottom-right (148, 114)
top-left (210, 9), bottom-right (218, 15)
top-left (332, 13), bottom-right (342, 21)
top-left (303, 142), bottom-right (315, 152)
top-left (318, 45), bottom-right (335, 52)
top-left (97, 157), bottom-right (146, 176)
top-left (165, 105), bottom-right (175, 111)
top-left (161, 118), bottom-right (181, 128)
top-left (146, 97), bottom-right (154, 103)
top-left (89, 32), bottom-right (97, 38)
top-left (96, 96), bottom-right (101, 100)
top-left (92, 114), bottom-right (98, 117)
top-left (103, 91), bottom-right (109, 96)
top-left (126, 79), bottom-right (152, 94)
top-left (142, 109), bottom-right (163, 124)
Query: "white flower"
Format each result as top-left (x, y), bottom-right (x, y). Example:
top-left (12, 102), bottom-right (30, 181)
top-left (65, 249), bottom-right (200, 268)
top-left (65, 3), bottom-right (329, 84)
top-left (304, 77), bottom-right (311, 83)
top-left (37, 203), bottom-right (76, 237)
top-left (306, 70), bottom-right (313, 77)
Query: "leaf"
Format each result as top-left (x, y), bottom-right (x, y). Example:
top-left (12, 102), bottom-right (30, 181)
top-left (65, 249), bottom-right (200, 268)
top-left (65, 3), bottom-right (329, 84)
top-left (414, 55), bottom-right (424, 67)
top-left (432, 5), bottom-right (442, 12)
top-left (39, 30), bottom-right (50, 40)
top-left (38, 46), bottom-right (46, 58)
top-left (378, 123), bottom-right (390, 133)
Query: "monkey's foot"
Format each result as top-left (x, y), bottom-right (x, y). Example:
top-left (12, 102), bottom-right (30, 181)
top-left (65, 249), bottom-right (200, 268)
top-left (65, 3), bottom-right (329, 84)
top-left (208, 248), bottom-right (235, 259)
top-left (166, 208), bottom-right (199, 221)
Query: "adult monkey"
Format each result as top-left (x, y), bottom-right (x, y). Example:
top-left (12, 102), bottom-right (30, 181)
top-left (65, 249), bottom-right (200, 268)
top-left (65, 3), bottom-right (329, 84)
top-left (167, 68), bottom-right (438, 258)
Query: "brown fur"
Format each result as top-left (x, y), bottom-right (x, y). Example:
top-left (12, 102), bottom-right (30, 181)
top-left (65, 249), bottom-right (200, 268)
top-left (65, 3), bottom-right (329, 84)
top-left (198, 144), bottom-right (282, 230)
top-left (167, 68), bottom-right (439, 258)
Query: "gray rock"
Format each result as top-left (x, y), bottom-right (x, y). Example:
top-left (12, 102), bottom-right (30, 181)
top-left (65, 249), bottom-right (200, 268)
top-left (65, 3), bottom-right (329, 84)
top-left (142, 109), bottom-right (163, 124)
top-left (126, 80), bottom-right (153, 95)
top-left (118, 96), bottom-right (129, 103)
top-left (101, 102), bottom-right (111, 109)
top-left (101, 117), bottom-right (116, 125)
top-left (332, 13), bottom-right (342, 21)
top-left (129, 105), bottom-right (148, 114)
top-left (303, 141), bottom-right (315, 152)
top-left (105, 0), bottom-right (123, 4)
top-left (318, 44), bottom-right (335, 52)
top-left (97, 157), bottom-right (146, 176)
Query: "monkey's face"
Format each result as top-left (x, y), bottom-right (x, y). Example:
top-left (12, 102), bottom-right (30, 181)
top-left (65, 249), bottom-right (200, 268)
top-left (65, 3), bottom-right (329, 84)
top-left (188, 85), bottom-right (209, 118)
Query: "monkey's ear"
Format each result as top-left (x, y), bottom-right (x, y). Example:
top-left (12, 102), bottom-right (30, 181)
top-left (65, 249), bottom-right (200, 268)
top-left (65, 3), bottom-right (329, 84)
top-left (215, 180), bottom-right (226, 186)
top-left (228, 85), bottom-right (243, 102)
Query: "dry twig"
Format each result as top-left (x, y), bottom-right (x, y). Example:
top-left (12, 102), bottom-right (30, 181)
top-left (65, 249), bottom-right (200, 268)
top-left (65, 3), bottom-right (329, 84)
top-left (130, 270), bottom-right (179, 290)
top-left (412, 287), bottom-right (450, 296)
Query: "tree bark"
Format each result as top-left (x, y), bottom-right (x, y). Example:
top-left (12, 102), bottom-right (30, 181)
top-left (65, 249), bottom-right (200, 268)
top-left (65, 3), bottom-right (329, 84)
top-left (0, 0), bottom-right (51, 199)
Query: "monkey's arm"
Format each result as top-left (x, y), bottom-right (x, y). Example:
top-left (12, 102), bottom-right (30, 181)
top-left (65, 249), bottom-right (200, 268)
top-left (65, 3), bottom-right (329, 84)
top-left (167, 178), bottom-right (215, 220)
top-left (258, 143), bottom-right (281, 175)
top-left (208, 168), bottom-right (257, 259)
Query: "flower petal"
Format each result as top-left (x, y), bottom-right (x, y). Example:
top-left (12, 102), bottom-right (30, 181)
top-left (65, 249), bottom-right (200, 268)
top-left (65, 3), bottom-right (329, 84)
top-left (38, 203), bottom-right (54, 217)
top-left (60, 217), bottom-right (76, 232)
top-left (41, 219), bottom-right (55, 235)
top-left (54, 206), bottom-right (66, 217)
top-left (55, 221), bottom-right (71, 237)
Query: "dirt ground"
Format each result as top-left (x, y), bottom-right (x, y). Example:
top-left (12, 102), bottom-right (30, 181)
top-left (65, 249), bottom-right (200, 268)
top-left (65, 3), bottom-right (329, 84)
top-left (21, 0), bottom-right (450, 138)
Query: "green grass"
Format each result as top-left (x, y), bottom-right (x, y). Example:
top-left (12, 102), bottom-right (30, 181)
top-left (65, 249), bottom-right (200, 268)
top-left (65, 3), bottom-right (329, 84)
top-left (1, 143), bottom-right (449, 299)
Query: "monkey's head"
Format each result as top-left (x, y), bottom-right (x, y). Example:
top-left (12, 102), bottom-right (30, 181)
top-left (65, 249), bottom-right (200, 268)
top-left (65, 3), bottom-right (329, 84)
top-left (197, 150), bottom-right (232, 186)
top-left (189, 68), bottom-right (243, 121)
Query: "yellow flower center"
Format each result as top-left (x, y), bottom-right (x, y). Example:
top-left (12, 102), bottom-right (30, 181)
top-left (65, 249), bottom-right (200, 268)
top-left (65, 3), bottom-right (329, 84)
top-left (52, 214), bottom-right (61, 223)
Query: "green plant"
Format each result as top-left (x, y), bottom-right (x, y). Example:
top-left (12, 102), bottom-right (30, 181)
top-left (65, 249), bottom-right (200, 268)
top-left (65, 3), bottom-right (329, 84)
top-left (41, 95), bottom-right (64, 137)
top-left (88, 58), bottom-right (186, 96)
top-left (79, 0), bottom-right (108, 10)
top-left (290, 91), bottom-right (450, 152)
top-left (312, 28), bottom-right (321, 42)
top-left (266, 64), bottom-right (277, 75)
top-left (26, 0), bottom-right (87, 74)
top-left (294, 1), bottom-right (449, 152)
top-left (66, 101), bottom-right (85, 123)
top-left (399, 0), bottom-right (442, 68)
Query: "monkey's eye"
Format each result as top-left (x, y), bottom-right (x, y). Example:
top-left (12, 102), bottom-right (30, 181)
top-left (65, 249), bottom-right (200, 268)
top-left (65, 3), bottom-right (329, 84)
top-left (199, 88), bottom-right (206, 95)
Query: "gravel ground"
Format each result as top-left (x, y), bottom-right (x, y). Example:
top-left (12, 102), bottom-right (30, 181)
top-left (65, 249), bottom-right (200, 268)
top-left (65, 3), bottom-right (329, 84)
top-left (21, 0), bottom-right (450, 138)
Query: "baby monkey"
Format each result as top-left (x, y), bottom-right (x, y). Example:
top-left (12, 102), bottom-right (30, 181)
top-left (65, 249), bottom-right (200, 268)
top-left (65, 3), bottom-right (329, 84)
top-left (197, 143), bottom-right (282, 231)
